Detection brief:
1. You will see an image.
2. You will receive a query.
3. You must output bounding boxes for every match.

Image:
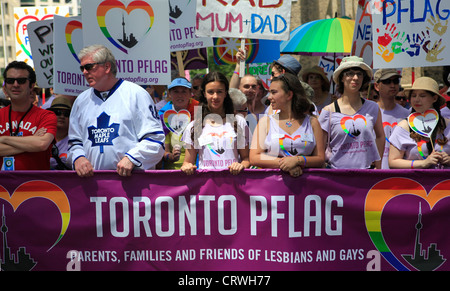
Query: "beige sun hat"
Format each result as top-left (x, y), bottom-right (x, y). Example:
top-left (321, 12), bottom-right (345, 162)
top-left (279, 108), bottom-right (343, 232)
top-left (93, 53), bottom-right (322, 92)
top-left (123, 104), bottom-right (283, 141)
top-left (332, 56), bottom-right (372, 83)
top-left (404, 77), bottom-right (446, 108)
top-left (302, 66), bottom-right (331, 92)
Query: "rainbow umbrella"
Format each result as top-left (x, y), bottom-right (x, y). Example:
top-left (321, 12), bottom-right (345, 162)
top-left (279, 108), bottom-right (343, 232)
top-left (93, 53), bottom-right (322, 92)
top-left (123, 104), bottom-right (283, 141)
top-left (280, 17), bottom-right (355, 55)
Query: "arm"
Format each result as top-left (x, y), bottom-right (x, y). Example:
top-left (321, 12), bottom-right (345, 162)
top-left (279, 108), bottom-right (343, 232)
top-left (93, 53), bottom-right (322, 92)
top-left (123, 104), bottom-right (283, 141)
top-left (180, 147), bottom-right (197, 175)
top-left (0, 133), bottom-right (54, 153)
top-left (373, 109), bottom-right (386, 169)
top-left (229, 48), bottom-right (246, 89)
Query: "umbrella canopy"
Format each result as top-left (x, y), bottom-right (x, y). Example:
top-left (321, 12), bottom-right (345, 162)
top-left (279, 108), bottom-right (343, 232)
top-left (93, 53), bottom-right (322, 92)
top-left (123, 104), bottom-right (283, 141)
top-left (280, 18), bottom-right (355, 55)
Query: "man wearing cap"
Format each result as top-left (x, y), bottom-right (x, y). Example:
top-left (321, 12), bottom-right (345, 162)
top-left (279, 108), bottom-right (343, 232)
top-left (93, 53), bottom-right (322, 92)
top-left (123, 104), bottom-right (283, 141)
top-left (0, 61), bottom-right (57, 170)
top-left (48, 96), bottom-right (73, 170)
top-left (69, 44), bottom-right (164, 177)
top-left (374, 68), bottom-right (410, 169)
top-left (158, 77), bottom-right (199, 169)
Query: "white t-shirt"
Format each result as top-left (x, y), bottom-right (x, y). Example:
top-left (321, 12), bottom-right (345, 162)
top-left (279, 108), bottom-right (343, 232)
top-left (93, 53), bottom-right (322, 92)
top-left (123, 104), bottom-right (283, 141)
top-left (182, 115), bottom-right (250, 169)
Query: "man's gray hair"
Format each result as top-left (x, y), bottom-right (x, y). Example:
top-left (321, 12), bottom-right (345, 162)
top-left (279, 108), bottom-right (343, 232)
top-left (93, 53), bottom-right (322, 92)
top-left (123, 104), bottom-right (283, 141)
top-left (78, 44), bottom-right (117, 76)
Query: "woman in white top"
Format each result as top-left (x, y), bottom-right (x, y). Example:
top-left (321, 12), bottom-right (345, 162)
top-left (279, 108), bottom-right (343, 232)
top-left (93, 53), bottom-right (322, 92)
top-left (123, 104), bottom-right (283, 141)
top-left (181, 71), bottom-right (250, 175)
top-left (250, 73), bottom-right (325, 177)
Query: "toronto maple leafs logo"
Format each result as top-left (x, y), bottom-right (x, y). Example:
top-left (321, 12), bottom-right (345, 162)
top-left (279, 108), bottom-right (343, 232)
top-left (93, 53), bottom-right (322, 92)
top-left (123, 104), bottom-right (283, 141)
top-left (88, 112), bottom-right (120, 153)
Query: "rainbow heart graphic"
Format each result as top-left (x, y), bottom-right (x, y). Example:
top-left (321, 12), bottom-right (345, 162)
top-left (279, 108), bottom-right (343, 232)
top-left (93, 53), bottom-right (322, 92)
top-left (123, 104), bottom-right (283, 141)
top-left (340, 115), bottom-right (367, 138)
top-left (408, 109), bottom-right (439, 138)
top-left (365, 178), bottom-right (450, 271)
top-left (65, 20), bottom-right (83, 63)
top-left (97, 0), bottom-right (155, 54)
top-left (279, 135), bottom-right (304, 156)
top-left (383, 121), bottom-right (398, 143)
top-left (163, 109), bottom-right (191, 136)
top-left (0, 181), bottom-right (70, 251)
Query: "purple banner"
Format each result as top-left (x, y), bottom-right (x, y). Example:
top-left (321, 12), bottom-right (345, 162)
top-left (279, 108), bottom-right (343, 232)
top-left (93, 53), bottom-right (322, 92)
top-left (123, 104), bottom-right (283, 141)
top-left (1, 169), bottom-right (450, 271)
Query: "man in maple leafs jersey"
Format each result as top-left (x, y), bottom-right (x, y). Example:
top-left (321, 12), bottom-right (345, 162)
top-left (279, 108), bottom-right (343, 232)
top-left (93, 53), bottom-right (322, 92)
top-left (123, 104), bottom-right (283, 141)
top-left (68, 45), bottom-right (164, 177)
top-left (0, 61), bottom-right (57, 170)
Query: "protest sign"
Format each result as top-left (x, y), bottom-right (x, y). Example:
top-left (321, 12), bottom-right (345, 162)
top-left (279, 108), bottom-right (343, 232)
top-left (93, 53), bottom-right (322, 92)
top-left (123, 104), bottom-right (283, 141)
top-left (196, 0), bottom-right (292, 41)
top-left (81, 0), bottom-right (171, 85)
top-left (373, 0), bottom-right (450, 69)
top-left (14, 6), bottom-right (70, 68)
top-left (169, 0), bottom-right (213, 52)
top-left (53, 16), bottom-right (89, 96)
top-left (352, 0), bottom-right (374, 68)
top-left (27, 19), bottom-right (54, 88)
top-left (1, 169), bottom-right (450, 271)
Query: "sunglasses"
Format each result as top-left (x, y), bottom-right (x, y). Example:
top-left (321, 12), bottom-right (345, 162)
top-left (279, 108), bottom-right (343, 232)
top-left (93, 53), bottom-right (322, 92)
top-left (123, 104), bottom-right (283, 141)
top-left (51, 109), bottom-right (71, 117)
top-left (4, 77), bottom-right (30, 85)
top-left (79, 62), bottom-right (104, 72)
top-left (395, 96), bottom-right (407, 101)
top-left (380, 78), bottom-right (400, 85)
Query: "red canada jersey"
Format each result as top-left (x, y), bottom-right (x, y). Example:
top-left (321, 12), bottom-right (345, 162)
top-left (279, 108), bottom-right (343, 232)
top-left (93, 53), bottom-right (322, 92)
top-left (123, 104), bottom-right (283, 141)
top-left (0, 105), bottom-right (57, 170)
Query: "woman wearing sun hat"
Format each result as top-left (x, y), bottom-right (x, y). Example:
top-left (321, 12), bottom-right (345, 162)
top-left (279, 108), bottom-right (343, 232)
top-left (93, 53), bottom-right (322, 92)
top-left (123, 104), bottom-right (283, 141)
top-left (318, 56), bottom-right (385, 169)
top-left (302, 66), bottom-right (333, 113)
top-left (389, 77), bottom-right (450, 169)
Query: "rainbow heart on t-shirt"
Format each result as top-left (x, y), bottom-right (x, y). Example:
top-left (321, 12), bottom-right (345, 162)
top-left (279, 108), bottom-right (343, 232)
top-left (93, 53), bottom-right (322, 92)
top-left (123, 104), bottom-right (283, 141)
top-left (408, 109), bottom-right (439, 138)
top-left (340, 115), bottom-right (367, 138)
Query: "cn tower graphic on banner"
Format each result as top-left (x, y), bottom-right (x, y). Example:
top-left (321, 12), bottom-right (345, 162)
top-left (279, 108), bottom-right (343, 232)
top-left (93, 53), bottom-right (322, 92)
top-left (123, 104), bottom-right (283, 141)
top-left (402, 203), bottom-right (446, 271)
top-left (0, 205), bottom-right (36, 271)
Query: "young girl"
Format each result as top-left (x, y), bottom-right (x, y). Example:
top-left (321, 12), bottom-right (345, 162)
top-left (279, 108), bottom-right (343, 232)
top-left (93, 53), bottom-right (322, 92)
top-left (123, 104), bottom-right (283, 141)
top-left (318, 56), bottom-right (385, 169)
top-left (389, 77), bottom-right (450, 169)
top-left (250, 73), bottom-right (325, 177)
top-left (181, 71), bottom-right (250, 175)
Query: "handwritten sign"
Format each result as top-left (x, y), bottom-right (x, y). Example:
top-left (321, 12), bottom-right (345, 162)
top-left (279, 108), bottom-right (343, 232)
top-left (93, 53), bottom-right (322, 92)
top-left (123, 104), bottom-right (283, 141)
top-left (14, 6), bottom-right (70, 67)
top-left (27, 19), bottom-right (54, 88)
top-left (53, 15), bottom-right (89, 96)
top-left (81, 0), bottom-right (171, 85)
top-left (352, 0), bottom-right (374, 68)
top-left (196, 0), bottom-right (292, 40)
top-left (169, 0), bottom-right (213, 52)
top-left (373, 0), bottom-right (450, 69)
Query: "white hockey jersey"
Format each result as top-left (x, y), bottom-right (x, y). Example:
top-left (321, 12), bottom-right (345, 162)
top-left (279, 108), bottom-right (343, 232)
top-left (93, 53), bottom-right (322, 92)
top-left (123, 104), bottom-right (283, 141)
top-left (68, 79), bottom-right (164, 170)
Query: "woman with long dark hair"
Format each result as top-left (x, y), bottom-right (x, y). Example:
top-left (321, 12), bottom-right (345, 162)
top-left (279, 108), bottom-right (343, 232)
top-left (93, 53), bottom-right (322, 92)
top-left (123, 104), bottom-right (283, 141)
top-left (181, 71), bottom-right (250, 175)
top-left (249, 73), bottom-right (325, 177)
top-left (389, 77), bottom-right (450, 169)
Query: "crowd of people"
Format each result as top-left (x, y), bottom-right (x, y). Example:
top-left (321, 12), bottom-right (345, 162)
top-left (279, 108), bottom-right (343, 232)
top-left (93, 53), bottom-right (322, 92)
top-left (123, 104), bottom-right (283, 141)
top-left (2, 44), bottom-right (450, 177)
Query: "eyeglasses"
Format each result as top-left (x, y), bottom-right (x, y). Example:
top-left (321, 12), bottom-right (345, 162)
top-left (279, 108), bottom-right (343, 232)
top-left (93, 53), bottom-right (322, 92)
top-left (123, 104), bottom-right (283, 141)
top-left (4, 77), bottom-right (30, 85)
top-left (380, 78), bottom-right (400, 85)
top-left (51, 109), bottom-right (70, 117)
top-left (343, 71), bottom-right (364, 78)
top-left (79, 62), bottom-right (104, 72)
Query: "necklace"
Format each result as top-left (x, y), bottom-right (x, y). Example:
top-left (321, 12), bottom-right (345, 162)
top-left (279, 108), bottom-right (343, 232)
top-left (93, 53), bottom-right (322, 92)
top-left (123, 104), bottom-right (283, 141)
top-left (286, 120), bottom-right (293, 127)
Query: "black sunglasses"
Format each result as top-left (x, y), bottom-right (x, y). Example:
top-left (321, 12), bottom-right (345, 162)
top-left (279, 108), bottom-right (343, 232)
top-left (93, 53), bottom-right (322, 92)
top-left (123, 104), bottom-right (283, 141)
top-left (80, 62), bottom-right (104, 72)
top-left (5, 77), bottom-right (29, 85)
top-left (51, 109), bottom-right (71, 117)
top-left (380, 78), bottom-right (400, 85)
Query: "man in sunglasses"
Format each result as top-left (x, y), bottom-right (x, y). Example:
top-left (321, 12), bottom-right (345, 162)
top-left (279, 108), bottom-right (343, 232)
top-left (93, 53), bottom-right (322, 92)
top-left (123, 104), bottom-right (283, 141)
top-left (374, 68), bottom-right (410, 169)
top-left (68, 45), bottom-right (164, 177)
top-left (0, 61), bottom-right (57, 170)
top-left (48, 96), bottom-right (73, 170)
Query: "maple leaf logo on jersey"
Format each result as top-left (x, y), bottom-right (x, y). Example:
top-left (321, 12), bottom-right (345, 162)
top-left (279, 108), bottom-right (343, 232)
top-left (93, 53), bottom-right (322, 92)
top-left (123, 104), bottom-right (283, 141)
top-left (88, 112), bottom-right (120, 153)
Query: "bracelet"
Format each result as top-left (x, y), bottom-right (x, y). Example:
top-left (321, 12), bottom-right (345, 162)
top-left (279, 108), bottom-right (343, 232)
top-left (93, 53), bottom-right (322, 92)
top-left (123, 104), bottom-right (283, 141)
top-left (411, 160), bottom-right (415, 169)
top-left (297, 156), bottom-right (307, 168)
top-left (233, 71), bottom-right (239, 75)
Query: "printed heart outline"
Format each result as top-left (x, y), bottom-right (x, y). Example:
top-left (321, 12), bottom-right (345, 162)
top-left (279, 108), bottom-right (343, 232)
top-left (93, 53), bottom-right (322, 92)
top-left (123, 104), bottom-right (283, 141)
top-left (340, 115), bottom-right (367, 138)
top-left (16, 14), bottom-right (55, 60)
top-left (96, 0), bottom-right (155, 54)
top-left (0, 180), bottom-right (71, 252)
top-left (163, 109), bottom-right (191, 135)
top-left (365, 177), bottom-right (450, 271)
top-left (408, 109), bottom-right (439, 138)
top-left (383, 121), bottom-right (398, 143)
top-left (65, 20), bottom-right (83, 63)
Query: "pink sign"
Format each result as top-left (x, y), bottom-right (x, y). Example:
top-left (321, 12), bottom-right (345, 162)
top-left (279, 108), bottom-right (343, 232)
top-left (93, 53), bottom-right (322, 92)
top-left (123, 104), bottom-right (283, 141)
top-left (1, 169), bottom-right (450, 271)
